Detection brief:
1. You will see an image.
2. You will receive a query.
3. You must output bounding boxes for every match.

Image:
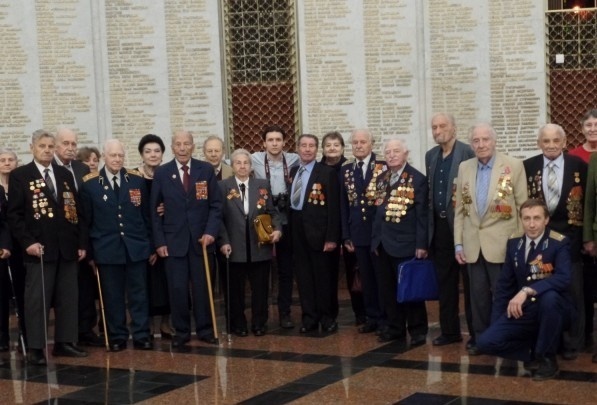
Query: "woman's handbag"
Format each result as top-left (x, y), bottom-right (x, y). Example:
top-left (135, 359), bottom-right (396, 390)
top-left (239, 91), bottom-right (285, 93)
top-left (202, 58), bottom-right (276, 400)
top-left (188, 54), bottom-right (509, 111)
top-left (396, 258), bottom-right (439, 302)
top-left (253, 214), bottom-right (274, 245)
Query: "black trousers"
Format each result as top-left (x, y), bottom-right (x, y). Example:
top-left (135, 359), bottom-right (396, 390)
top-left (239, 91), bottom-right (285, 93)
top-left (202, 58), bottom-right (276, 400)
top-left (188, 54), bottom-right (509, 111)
top-left (291, 210), bottom-right (335, 328)
top-left (227, 260), bottom-right (270, 330)
top-left (274, 223), bottom-right (294, 316)
top-left (375, 245), bottom-right (427, 337)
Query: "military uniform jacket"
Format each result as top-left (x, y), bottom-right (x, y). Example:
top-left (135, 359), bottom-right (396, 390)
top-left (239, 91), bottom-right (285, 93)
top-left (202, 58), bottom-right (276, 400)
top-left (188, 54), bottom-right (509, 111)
top-left (340, 153), bottom-right (387, 247)
top-left (371, 163), bottom-right (428, 257)
top-left (289, 162), bottom-right (340, 250)
top-left (80, 167), bottom-right (151, 264)
top-left (217, 177), bottom-right (281, 263)
top-left (7, 161), bottom-right (87, 262)
top-left (491, 229), bottom-right (572, 322)
top-left (0, 186), bottom-right (11, 251)
top-left (523, 153), bottom-right (586, 261)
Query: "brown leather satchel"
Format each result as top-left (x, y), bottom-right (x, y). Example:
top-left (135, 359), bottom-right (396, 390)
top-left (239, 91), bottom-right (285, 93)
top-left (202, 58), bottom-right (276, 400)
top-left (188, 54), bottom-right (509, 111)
top-left (253, 214), bottom-right (274, 245)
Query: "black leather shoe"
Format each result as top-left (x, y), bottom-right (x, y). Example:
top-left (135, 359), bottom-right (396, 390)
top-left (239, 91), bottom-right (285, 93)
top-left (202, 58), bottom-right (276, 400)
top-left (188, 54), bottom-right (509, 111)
top-left (78, 332), bottom-right (105, 347)
top-left (355, 315), bottom-right (367, 326)
top-left (466, 337), bottom-right (476, 350)
top-left (160, 329), bottom-right (173, 340)
top-left (358, 322), bottom-right (378, 334)
top-left (323, 322), bottom-right (338, 333)
top-left (467, 345), bottom-right (481, 356)
top-left (253, 328), bottom-right (266, 337)
top-left (172, 336), bottom-right (190, 348)
top-left (523, 359), bottom-right (540, 371)
top-left (133, 338), bottom-right (153, 350)
top-left (299, 324), bottom-right (318, 334)
top-left (561, 349), bottom-right (578, 361)
top-left (110, 340), bottom-right (127, 352)
top-left (533, 356), bottom-right (559, 381)
top-left (199, 333), bottom-right (218, 344)
top-left (27, 349), bottom-right (47, 365)
top-left (432, 334), bottom-right (463, 346)
top-left (233, 329), bottom-right (249, 337)
top-left (279, 315), bottom-right (294, 329)
top-left (377, 332), bottom-right (404, 343)
top-left (53, 343), bottom-right (88, 358)
top-left (410, 335), bottom-right (427, 347)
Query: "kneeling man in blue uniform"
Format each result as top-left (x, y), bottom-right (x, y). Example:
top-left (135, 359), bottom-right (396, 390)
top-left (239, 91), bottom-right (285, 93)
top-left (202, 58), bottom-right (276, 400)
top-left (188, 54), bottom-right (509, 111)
top-left (477, 199), bottom-right (573, 381)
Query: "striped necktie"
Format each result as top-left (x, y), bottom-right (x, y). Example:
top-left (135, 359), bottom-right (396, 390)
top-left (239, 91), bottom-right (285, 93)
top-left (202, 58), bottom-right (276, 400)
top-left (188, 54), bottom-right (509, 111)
top-left (292, 166), bottom-right (305, 208)
top-left (546, 162), bottom-right (559, 214)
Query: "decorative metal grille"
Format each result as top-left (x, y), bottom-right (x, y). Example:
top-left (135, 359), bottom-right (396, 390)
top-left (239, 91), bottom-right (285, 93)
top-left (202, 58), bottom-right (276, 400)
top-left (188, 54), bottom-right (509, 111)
top-left (546, 8), bottom-right (597, 147)
top-left (222, 0), bottom-right (299, 154)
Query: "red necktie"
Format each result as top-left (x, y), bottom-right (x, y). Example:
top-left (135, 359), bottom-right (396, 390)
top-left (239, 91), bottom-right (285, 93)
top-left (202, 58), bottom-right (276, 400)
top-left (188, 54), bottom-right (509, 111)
top-left (182, 165), bottom-right (190, 193)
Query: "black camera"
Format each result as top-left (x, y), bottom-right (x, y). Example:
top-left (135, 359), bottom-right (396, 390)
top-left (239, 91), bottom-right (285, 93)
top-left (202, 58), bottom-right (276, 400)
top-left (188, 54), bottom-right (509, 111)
top-left (274, 193), bottom-right (288, 210)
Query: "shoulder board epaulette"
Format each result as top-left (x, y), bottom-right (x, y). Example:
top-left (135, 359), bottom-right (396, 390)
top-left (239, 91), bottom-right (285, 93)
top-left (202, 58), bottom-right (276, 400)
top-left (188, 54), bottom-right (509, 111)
top-left (83, 172), bottom-right (99, 182)
top-left (126, 169), bottom-right (143, 177)
top-left (509, 231), bottom-right (524, 239)
top-left (549, 230), bottom-right (565, 241)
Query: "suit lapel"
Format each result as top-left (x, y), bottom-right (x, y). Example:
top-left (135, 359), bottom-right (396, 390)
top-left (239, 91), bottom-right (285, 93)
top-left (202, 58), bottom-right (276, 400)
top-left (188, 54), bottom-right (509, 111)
top-left (247, 178), bottom-right (258, 217)
top-left (558, 156), bottom-right (574, 212)
top-left (168, 160), bottom-right (187, 196)
top-left (226, 178), bottom-right (244, 215)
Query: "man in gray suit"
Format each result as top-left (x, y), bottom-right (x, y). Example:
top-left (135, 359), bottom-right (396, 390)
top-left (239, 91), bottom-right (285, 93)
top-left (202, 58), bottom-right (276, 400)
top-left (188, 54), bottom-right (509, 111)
top-left (425, 113), bottom-right (475, 347)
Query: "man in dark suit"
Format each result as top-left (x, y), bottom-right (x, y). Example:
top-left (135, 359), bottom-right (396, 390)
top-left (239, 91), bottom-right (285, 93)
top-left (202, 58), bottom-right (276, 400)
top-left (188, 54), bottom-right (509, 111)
top-left (371, 138), bottom-right (429, 345)
top-left (425, 113), bottom-right (475, 347)
top-left (289, 134), bottom-right (340, 333)
top-left (80, 139), bottom-right (153, 351)
top-left (7, 129), bottom-right (88, 365)
top-left (217, 149), bottom-right (282, 336)
top-left (477, 199), bottom-right (573, 381)
top-left (523, 123), bottom-right (587, 360)
top-left (54, 127), bottom-right (103, 347)
top-left (151, 130), bottom-right (222, 348)
top-left (340, 129), bottom-right (386, 333)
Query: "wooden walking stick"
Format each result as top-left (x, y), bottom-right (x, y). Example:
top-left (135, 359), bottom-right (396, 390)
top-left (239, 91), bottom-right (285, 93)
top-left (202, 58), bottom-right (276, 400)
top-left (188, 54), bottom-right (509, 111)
top-left (93, 264), bottom-right (110, 351)
top-left (202, 241), bottom-right (219, 343)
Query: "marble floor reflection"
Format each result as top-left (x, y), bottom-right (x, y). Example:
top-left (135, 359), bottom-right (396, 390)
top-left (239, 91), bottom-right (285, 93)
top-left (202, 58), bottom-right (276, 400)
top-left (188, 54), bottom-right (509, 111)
top-left (0, 291), bottom-right (595, 404)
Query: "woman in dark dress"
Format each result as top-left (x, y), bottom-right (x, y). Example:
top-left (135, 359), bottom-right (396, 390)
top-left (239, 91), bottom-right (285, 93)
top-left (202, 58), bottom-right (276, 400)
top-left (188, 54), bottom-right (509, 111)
top-left (136, 134), bottom-right (173, 339)
top-left (320, 132), bottom-right (365, 325)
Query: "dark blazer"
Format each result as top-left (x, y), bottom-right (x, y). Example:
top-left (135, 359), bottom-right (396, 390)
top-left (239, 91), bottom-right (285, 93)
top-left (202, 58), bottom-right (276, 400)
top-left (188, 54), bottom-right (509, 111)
top-left (289, 162), bottom-right (340, 250)
top-left (217, 177), bottom-right (281, 262)
top-left (54, 157), bottom-right (90, 190)
top-left (523, 153), bottom-right (586, 261)
top-left (425, 140), bottom-right (474, 242)
top-left (7, 161), bottom-right (87, 262)
top-left (371, 163), bottom-right (428, 257)
top-left (340, 153), bottom-right (387, 247)
top-left (80, 167), bottom-right (151, 264)
top-left (0, 186), bottom-right (10, 251)
top-left (491, 229), bottom-right (572, 322)
top-left (151, 158), bottom-right (222, 256)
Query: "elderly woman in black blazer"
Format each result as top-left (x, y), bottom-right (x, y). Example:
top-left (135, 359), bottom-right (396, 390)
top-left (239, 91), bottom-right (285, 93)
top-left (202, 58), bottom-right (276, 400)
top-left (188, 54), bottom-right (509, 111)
top-left (218, 149), bottom-right (281, 337)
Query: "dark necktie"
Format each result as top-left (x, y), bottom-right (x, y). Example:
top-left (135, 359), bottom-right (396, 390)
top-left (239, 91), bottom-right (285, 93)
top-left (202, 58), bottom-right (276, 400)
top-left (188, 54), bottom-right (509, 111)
top-left (355, 161), bottom-right (364, 189)
top-left (44, 168), bottom-right (57, 201)
top-left (65, 163), bottom-right (77, 190)
top-left (112, 175), bottom-right (120, 196)
top-left (239, 183), bottom-right (247, 214)
top-left (182, 165), bottom-right (190, 193)
top-left (527, 240), bottom-right (536, 263)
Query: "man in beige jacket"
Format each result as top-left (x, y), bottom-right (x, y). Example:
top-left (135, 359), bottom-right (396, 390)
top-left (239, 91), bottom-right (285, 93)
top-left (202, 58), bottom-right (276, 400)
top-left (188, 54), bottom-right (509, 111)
top-left (453, 122), bottom-right (528, 355)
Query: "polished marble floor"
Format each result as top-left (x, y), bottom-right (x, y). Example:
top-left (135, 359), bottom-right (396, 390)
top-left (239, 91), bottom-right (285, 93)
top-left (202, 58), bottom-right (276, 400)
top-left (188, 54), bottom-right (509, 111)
top-left (1, 287), bottom-right (596, 404)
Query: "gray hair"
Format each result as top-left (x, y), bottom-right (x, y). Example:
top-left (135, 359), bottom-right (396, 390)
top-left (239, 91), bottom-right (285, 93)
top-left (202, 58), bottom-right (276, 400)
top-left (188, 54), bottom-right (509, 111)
top-left (103, 139), bottom-right (125, 154)
top-left (537, 123), bottom-right (566, 141)
top-left (230, 148), bottom-right (252, 164)
top-left (31, 129), bottom-right (54, 144)
top-left (0, 149), bottom-right (18, 160)
top-left (431, 112), bottom-right (456, 127)
top-left (383, 137), bottom-right (409, 153)
top-left (350, 128), bottom-right (374, 144)
top-left (468, 122), bottom-right (497, 143)
top-left (203, 135), bottom-right (224, 151)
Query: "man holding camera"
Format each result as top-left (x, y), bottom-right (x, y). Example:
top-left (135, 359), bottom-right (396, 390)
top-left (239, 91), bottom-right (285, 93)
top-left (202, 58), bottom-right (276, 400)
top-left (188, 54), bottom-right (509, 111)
top-left (252, 125), bottom-right (299, 329)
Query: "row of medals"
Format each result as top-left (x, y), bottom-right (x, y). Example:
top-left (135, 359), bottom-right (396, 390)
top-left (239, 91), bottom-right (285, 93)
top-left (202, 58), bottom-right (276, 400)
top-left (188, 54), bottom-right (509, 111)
top-left (384, 186), bottom-right (414, 223)
top-left (30, 181), bottom-right (54, 219)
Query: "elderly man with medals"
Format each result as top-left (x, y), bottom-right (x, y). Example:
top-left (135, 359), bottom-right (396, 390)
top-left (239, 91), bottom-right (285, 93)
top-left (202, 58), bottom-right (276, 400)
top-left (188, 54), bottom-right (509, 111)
top-left (477, 199), bottom-right (574, 381)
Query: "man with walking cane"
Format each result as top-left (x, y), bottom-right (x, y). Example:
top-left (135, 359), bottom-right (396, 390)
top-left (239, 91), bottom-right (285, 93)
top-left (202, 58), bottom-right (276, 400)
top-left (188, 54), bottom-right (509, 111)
top-left (7, 129), bottom-right (88, 365)
top-left (80, 139), bottom-right (153, 352)
top-left (151, 130), bottom-right (222, 349)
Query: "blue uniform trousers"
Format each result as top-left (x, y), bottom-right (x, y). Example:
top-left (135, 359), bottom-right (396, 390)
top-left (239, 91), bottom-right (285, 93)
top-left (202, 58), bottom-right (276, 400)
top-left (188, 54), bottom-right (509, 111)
top-left (477, 290), bottom-right (573, 361)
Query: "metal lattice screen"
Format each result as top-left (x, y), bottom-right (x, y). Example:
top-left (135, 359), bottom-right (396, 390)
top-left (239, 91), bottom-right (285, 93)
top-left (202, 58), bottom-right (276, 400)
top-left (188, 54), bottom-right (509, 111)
top-left (222, 0), bottom-right (299, 154)
top-left (546, 8), bottom-right (597, 147)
